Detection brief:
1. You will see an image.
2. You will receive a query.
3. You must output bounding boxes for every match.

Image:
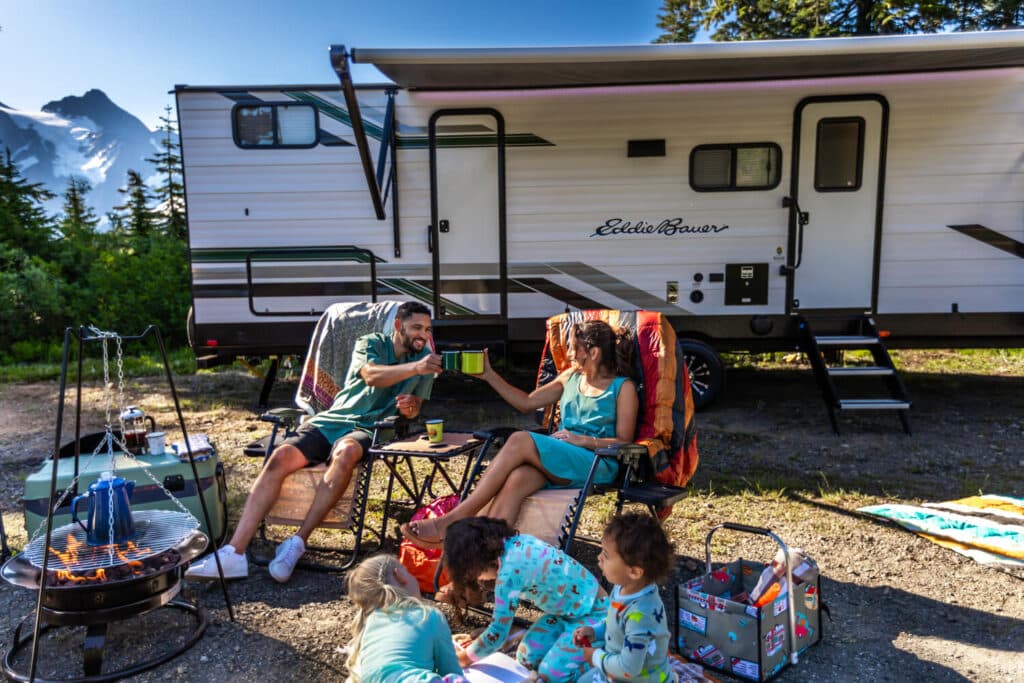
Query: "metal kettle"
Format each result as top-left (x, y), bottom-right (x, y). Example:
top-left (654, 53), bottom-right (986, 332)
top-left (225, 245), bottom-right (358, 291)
top-left (71, 471), bottom-right (137, 546)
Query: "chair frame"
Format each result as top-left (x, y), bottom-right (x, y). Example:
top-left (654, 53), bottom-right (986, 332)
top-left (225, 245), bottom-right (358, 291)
top-left (252, 409), bottom-right (407, 571)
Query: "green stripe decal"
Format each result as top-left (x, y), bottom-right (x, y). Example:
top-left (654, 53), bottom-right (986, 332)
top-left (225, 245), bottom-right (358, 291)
top-left (283, 91), bottom-right (553, 148)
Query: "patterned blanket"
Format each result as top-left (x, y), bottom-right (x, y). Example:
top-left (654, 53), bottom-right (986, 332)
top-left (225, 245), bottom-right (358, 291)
top-left (295, 301), bottom-right (403, 415)
top-left (859, 495), bottom-right (1024, 567)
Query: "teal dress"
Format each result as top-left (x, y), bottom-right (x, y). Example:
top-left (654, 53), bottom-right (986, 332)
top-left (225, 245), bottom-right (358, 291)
top-left (528, 373), bottom-right (626, 488)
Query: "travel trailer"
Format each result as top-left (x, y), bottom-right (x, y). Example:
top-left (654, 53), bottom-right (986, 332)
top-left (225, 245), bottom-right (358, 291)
top-left (176, 30), bottom-right (1024, 410)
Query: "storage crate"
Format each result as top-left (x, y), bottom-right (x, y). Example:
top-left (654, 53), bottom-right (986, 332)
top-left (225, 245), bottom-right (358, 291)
top-left (675, 524), bottom-right (822, 681)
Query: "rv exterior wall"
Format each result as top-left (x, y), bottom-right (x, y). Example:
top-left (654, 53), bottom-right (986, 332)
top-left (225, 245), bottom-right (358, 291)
top-left (177, 66), bottom-right (1023, 357)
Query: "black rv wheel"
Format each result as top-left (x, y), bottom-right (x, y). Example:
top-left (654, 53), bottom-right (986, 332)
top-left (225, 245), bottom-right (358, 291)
top-left (680, 339), bottom-right (724, 410)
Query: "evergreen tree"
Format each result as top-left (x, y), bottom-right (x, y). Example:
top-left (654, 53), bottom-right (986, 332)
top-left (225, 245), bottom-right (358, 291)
top-left (652, 1), bottom-right (1018, 42)
top-left (112, 169), bottom-right (156, 237)
top-left (0, 147), bottom-right (55, 257)
top-left (58, 176), bottom-right (100, 237)
top-left (145, 105), bottom-right (187, 241)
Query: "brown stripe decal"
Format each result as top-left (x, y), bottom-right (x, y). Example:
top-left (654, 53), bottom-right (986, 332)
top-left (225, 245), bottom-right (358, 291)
top-left (947, 224), bottom-right (1024, 258)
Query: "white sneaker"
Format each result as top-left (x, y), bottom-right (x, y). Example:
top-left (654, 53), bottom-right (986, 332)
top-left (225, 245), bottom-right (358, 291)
top-left (269, 535), bottom-right (306, 583)
top-left (185, 544), bottom-right (248, 580)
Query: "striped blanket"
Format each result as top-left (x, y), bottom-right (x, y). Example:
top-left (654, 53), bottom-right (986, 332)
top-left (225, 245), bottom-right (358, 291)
top-left (859, 495), bottom-right (1024, 567)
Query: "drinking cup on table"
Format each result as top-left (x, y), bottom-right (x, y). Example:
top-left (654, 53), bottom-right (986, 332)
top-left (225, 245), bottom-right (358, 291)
top-left (147, 432), bottom-right (166, 455)
top-left (461, 350), bottom-right (485, 375)
top-left (425, 419), bottom-right (445, 443)
top-left (442, 350), bottom-right (461, 372)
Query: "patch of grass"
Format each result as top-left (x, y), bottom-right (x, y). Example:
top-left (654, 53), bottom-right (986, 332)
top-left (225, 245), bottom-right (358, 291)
top-left (0, 347), bottom-right (197, 383)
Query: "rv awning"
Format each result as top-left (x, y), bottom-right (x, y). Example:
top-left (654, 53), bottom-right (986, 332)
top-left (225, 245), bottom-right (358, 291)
top-left (349, 30), bottom-right (1024, 90)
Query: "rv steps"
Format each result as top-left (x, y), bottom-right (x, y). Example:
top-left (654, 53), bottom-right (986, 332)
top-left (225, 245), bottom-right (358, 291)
top-left (838, 399), bottom-right (911, 410)
top-left (827, 366), bottom-right (894, 377)
top-left (815, 335), bottom-right (879, 346)
top-left (797, 315), bottom-right (912, 435)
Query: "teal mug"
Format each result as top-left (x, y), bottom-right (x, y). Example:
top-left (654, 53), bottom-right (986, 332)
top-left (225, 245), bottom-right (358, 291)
top-left (442, 350), bottom-right (461, 372)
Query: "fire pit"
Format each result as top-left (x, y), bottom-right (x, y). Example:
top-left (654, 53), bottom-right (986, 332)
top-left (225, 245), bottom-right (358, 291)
top-left (9, 326), bottom-right (235, 682)
top-left (2, 517), bottom-right (210, 681)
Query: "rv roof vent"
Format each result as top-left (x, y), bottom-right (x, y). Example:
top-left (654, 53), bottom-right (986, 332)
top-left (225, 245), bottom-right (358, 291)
top-left (627, 139), bottom-right (666, 158)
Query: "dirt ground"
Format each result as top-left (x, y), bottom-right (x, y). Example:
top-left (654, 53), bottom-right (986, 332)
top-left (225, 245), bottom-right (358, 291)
top-left (1, 352), bottom-right (1022, 682)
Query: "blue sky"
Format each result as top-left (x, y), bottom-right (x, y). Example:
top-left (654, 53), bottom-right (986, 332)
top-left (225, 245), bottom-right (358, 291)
top-left (0, 0), bottom-right (669, 130)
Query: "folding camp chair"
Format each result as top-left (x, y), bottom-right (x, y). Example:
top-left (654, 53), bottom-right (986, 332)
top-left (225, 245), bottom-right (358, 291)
top-left (466, 309), bottom-right (700, 553)
top-left (244, 300), bottom-right (410, 570)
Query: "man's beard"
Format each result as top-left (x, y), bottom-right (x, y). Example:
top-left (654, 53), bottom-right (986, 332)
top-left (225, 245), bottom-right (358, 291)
top-left (398, 326), bottom-right (425, 354)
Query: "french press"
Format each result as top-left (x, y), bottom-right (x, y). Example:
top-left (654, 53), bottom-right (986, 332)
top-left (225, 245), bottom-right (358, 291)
top-left (119, 406), bottom-right (155, 455)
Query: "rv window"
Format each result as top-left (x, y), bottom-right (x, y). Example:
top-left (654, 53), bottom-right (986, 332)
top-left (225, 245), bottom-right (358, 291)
top-left (233, 103), bottom-right (318, 148)
top-left (814, 117), bottom-right (863, 191)
top-left (690, 143), bottom-right (781, 192)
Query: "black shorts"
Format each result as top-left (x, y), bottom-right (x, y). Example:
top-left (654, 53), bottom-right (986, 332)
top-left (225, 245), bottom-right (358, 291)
top-left (283, 423), bottom-right (372, 466)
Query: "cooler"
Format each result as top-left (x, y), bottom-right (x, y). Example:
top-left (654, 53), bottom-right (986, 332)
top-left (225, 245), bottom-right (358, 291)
top-left (23, 434), bottom-right (227, 544)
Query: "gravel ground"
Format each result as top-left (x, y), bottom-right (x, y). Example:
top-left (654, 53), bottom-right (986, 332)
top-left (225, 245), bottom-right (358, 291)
top-left (1, 351), bottom-right (1022, 682)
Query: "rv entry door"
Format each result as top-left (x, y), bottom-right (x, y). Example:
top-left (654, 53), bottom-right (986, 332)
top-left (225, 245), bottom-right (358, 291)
top-left (791, 97), bottom-right (886, 311)
top-left (428, 109), bottom-right (507, 319)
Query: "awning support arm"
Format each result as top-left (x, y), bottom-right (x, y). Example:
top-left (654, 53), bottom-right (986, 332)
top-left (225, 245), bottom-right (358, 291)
top-left (330, 45), bottom-right (386, 220)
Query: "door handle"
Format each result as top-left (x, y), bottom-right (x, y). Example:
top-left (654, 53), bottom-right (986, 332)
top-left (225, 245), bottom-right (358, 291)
top-left (780, 196), bottom-right (809, 275)
top-left (427, 225), bottom-right (433, 253)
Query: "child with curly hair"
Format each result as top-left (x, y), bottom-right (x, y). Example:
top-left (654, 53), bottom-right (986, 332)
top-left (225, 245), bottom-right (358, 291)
top-left (573, 513), bottom-right (675, 683)
top-left (443, 517), bottom-right (608, 683)
top-left (346, 554), bottom-right (467, 683)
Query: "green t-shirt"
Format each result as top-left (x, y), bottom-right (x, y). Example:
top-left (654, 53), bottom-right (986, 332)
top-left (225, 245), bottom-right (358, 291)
top-left (308, 332), bottom-right (434, 444)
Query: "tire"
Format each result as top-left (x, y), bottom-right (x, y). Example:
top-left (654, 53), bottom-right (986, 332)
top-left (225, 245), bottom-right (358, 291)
top-left (680, 339), bottom-right (724, 410)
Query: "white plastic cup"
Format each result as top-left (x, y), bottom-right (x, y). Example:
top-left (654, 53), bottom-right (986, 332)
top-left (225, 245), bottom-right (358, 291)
top-left (147, 432), bottom-right (166, 455)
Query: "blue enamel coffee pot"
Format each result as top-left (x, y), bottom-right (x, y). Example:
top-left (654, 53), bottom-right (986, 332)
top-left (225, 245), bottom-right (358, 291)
top-left (71, 471), bottom-right (137, 546)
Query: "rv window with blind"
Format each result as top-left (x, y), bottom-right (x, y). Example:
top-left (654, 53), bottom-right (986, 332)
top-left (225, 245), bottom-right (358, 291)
top-left (690, 143), bottom-right (781, 191)
top-left (814, 117), bottom-right (864, 191)
top-left (233, 103), bottom-right (318, 148)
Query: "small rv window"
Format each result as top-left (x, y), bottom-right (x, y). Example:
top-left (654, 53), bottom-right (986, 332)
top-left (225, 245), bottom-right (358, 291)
top-left (690, 143), bottom-right (781, 192)
top-left (814, 118), bottom-right (863, 191)
top-left (233, 103), bottom-right (318, 149)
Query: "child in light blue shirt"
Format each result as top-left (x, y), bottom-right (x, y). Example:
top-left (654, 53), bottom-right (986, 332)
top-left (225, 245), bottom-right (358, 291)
top-left (347, 554), bottom-right (467, 683)
top-left (574, 513), bottom-right (676, 683)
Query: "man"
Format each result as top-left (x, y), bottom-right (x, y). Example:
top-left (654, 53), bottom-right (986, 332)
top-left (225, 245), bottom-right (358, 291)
top-left (187, 301), bottom-right (442, 582)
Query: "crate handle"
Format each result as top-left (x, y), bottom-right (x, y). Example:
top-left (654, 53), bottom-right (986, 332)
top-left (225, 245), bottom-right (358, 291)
top-left (704, 523), bottom-right (801, 666)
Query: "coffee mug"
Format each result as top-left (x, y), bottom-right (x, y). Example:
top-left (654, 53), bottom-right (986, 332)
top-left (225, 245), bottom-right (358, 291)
top-left (147, 431), bottom-right (166, 455)
top-left (425, 419), bottom-right (444, 443)
top-left (461, 350), bottom-right (485, 374)
top-left (442, 350), bottom-right (461, 371)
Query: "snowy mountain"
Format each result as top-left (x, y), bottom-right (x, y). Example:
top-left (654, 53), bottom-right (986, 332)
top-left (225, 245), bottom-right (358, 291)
top-left (0, 89), bottom-right (169, 222)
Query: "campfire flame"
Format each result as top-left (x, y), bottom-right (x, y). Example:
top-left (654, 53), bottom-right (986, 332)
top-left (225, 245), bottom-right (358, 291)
top-left (47, 534), bottom-right (152, 579)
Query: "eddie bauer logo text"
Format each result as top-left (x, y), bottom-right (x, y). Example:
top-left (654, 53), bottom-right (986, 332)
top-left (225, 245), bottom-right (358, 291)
top-left (590, 218), bottom-right (730, 237)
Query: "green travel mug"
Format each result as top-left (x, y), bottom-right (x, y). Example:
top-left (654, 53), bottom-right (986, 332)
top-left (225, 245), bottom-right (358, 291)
top-left (461, 350), bottom-right (485, 374)
top-left (442, 350), bottom-right (461, 371)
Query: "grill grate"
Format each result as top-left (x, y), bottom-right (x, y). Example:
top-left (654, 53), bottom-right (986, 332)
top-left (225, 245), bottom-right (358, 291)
top-left (24, 511), bottom-right (199, 573)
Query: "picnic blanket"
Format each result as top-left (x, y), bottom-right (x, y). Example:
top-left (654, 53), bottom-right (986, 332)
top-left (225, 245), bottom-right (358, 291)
top-left (295, 301), bottom-right (403, 414)
top-left (859, 495), bottom-right (1024, 567)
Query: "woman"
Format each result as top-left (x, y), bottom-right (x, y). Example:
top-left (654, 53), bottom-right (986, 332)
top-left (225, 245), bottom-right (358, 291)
top-left (401, 319), bottom-right (638, 549)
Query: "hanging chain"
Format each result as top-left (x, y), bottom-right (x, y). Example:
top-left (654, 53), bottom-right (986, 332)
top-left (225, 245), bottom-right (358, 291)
top-left (28, 325), bottom-right (199, 548)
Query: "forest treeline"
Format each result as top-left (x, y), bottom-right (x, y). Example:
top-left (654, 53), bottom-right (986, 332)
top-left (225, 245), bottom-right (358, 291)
top-left (0, 110), bottom-right (188, 363)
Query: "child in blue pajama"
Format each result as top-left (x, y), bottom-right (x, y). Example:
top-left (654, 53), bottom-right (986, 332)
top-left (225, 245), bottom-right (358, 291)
top-left (574, 513), bottom-right (676, 683)
top-left (347, 554), bottom-right (468, 683)
top-left (444, 517), bottom-right (609, 682)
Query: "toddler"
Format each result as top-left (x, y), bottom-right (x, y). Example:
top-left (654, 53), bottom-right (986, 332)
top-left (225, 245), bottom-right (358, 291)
top-left (573, 513), bottom-right (675, 683)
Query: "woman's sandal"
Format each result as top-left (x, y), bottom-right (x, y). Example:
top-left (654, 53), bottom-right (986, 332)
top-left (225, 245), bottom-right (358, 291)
top-left (400, 517), bottom-right (445, 549)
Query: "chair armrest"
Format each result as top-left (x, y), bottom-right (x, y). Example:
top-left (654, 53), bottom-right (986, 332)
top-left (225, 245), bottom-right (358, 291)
top-left (373, 415), bottom-right (416, 439)
top-left (595, 442), bottom-right (647, 468)
top-left (260, 408), bottom-right (307, 428)
top-left (472, 426), bottom-right (519, 441)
